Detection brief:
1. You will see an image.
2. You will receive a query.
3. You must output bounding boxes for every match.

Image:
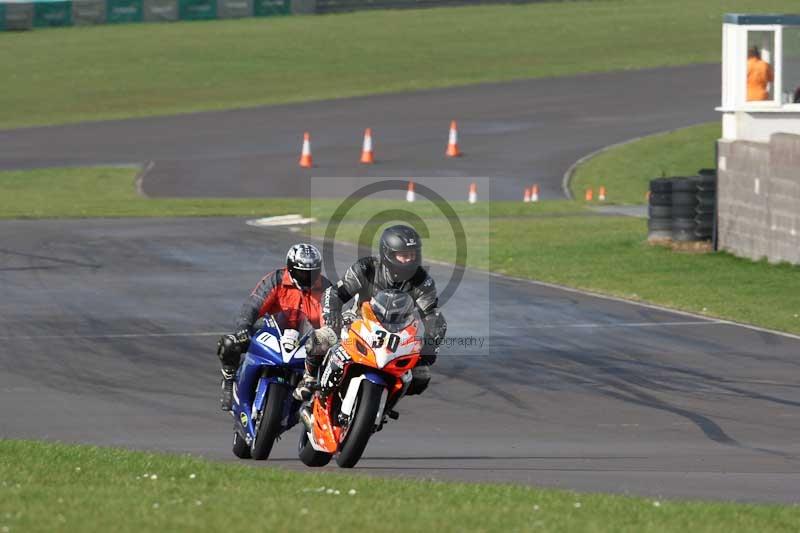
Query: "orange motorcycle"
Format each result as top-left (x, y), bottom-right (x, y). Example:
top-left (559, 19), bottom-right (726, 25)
top-left (298, 290), bottom-right (422, 468)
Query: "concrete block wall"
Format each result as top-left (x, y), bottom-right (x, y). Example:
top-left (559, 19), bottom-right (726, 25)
top-left (718, 133), bottom-right (800, 265)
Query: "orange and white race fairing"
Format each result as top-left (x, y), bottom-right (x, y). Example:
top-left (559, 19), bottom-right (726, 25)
top-left (298, 300), bottom-right (423, 469)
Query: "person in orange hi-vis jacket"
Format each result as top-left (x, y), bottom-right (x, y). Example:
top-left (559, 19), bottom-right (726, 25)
top-left (747, 46), bottom-right (774, 101)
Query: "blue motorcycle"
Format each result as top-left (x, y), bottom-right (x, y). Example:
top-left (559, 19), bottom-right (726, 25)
top-left (231, 311), bottom-right (312, 460)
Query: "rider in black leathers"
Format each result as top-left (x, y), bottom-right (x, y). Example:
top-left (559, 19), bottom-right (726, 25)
top-left (294, 225), bottom-right (447, 400)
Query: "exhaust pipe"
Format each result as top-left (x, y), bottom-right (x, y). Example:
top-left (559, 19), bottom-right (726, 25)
top-left (300, 405), bottom-right (314, 432)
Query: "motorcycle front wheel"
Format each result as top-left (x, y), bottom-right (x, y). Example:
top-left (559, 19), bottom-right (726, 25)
top-left (232, 430), bottom-right (251, 459)
top-left (335, 380), bottom-right (383, 468)
top-left (298, 429), bottom-right (333, 467)
top-left (251, 383), bottom-right (288, 460)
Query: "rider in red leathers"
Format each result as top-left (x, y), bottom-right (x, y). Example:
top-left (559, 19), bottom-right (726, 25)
top-left (217, 243), bottom-right (331, 411)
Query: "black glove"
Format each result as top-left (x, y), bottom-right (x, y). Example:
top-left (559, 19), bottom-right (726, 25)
top-left (233, 328), bottom-right (249, 342)
top-left (217, 329), bottom-right (251, 368)
top-left (420, 344), bottom-right (438, 366)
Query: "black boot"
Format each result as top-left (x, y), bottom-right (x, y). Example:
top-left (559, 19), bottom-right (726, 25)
top-left (293, 372), bottom-right (317, 402)
top-left (220, 366), bottom-right (236, 411)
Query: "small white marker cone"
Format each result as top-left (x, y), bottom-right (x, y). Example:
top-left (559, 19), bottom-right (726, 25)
top-left (468, 182), bottom-right (477, 204)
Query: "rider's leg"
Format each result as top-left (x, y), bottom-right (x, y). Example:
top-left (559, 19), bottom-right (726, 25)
top-left (217, 335), bottom-right (243, 411)
top-left (406, 364), bottom-right (431, 396)
top-left (406, 344), bottom-right (436, 396)
top-left (293, 327), bottom-right (338, 401)
top-left (293, 357), bottom-right (321, 401)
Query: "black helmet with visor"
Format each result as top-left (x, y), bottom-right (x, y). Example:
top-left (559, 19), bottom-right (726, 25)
top-left (379, 225), bottom-right (422, 284)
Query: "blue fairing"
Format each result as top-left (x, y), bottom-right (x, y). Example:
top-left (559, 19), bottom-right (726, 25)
top-left (231, 315), bottom-right (311, 446)
top-left (362, 371), bottom-right (388, 387)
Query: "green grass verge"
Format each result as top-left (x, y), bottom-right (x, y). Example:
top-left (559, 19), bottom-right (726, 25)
top-left (2, 0), bottom-right (799, 129)
top-left (570, 123), bottom-right (721, 205)
top-left (1, 440), bottom-right (798, 533)
top-left (5, 166), bottom-right (800, 335)
top-left (0, 166), bottom-right (583, 220)
top-left (324, 209), bottom-right (800, 335)
top-left (3, 166), bottom-right (800, 334)
top-left (0, 167), bottom-right (301, 218)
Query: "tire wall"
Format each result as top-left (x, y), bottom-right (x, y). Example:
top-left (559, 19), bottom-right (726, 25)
top-left (648, 174), bottom-right (718, 244)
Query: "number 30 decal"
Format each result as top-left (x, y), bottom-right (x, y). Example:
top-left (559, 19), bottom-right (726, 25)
top-left (372, 330), bottom-right (400, 353)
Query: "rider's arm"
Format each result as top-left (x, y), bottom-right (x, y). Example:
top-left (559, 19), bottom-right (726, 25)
top-left (234, 270), bottom-right (281, 334)
top-left (321, 257), bottom-right (373, 332)
top-left (413, 273), bottom-right (447, 364)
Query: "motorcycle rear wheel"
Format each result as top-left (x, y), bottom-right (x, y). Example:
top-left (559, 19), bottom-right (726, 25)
top-left (335, 380), bottom-right (382, 468)
top-left (298, 429), bottom-right (333, 467)
top-left (251, 384), bottom-right (288, 460)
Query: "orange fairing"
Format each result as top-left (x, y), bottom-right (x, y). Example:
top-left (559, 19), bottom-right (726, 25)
top-left (361, 300), bottom-right (378, 323)
top-left (336, 301), bottom-right (377, 366)
top-left (341, 332), bottom-right (376, 367)
top-left (308, 300), bottom-right (423, 456)
top-left (311, 395), bottom-right (340, 453)
top-left (339, 302), bottom-right (421, 375)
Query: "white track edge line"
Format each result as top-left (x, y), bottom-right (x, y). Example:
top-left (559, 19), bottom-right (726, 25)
top-left (486, 271), bottom-right (800, 342)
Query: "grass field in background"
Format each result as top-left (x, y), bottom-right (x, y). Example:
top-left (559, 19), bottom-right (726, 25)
top-left (1, 440), bottom-right (798, 533)
top-left (570, 123), bottom-right (721, 204)
top-left (3, 166), bottom-right (799, 335)
top-left (325, 209), bottom-right (800, 335)
top-left (1, 0), bottom-right (798, 128)
top-left (0, 167), bottom-right (301, 218)
top-left (0, 166), bottom-right (583, 219)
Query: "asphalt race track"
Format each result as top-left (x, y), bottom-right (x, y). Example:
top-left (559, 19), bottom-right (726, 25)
top-left (2, 218), bottom-right (800, 503)
top-left (0, 64), bottom-right (720, 201)
top-left (3, 65), bottom-right (800, 503)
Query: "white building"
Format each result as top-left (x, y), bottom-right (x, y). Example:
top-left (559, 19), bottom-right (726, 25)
top-left (717, 13), bottom-right (800, 265)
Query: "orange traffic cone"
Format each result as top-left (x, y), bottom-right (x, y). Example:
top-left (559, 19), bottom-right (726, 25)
top-left (446, 120), bottom-right (461, 158)
top-left (468, 182), bottom-right (477, 204)
top-left (599, 186), bottom-right (607, 201)
top-left (360, 128), bottom-right (374, 164)
top-left (299, 132), bottom-right (313, 168)
top-left (523, 188), bottom-right (531, 203)
top-left (406, 180), bottom-right (415, 203)
top-left (531, 184), bottom-right (540, 203)
top-left (585, 188), bottom-right (594, 201)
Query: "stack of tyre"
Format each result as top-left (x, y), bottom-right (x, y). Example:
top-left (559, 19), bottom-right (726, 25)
top-left (694, 169), bottom-right (716, 242)
top-left (647, 178), bottom-right (673, 241)
top-left (647, 171), bottom-right (716, 244)
top-left (670, 177), bottom-right (701, 242)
